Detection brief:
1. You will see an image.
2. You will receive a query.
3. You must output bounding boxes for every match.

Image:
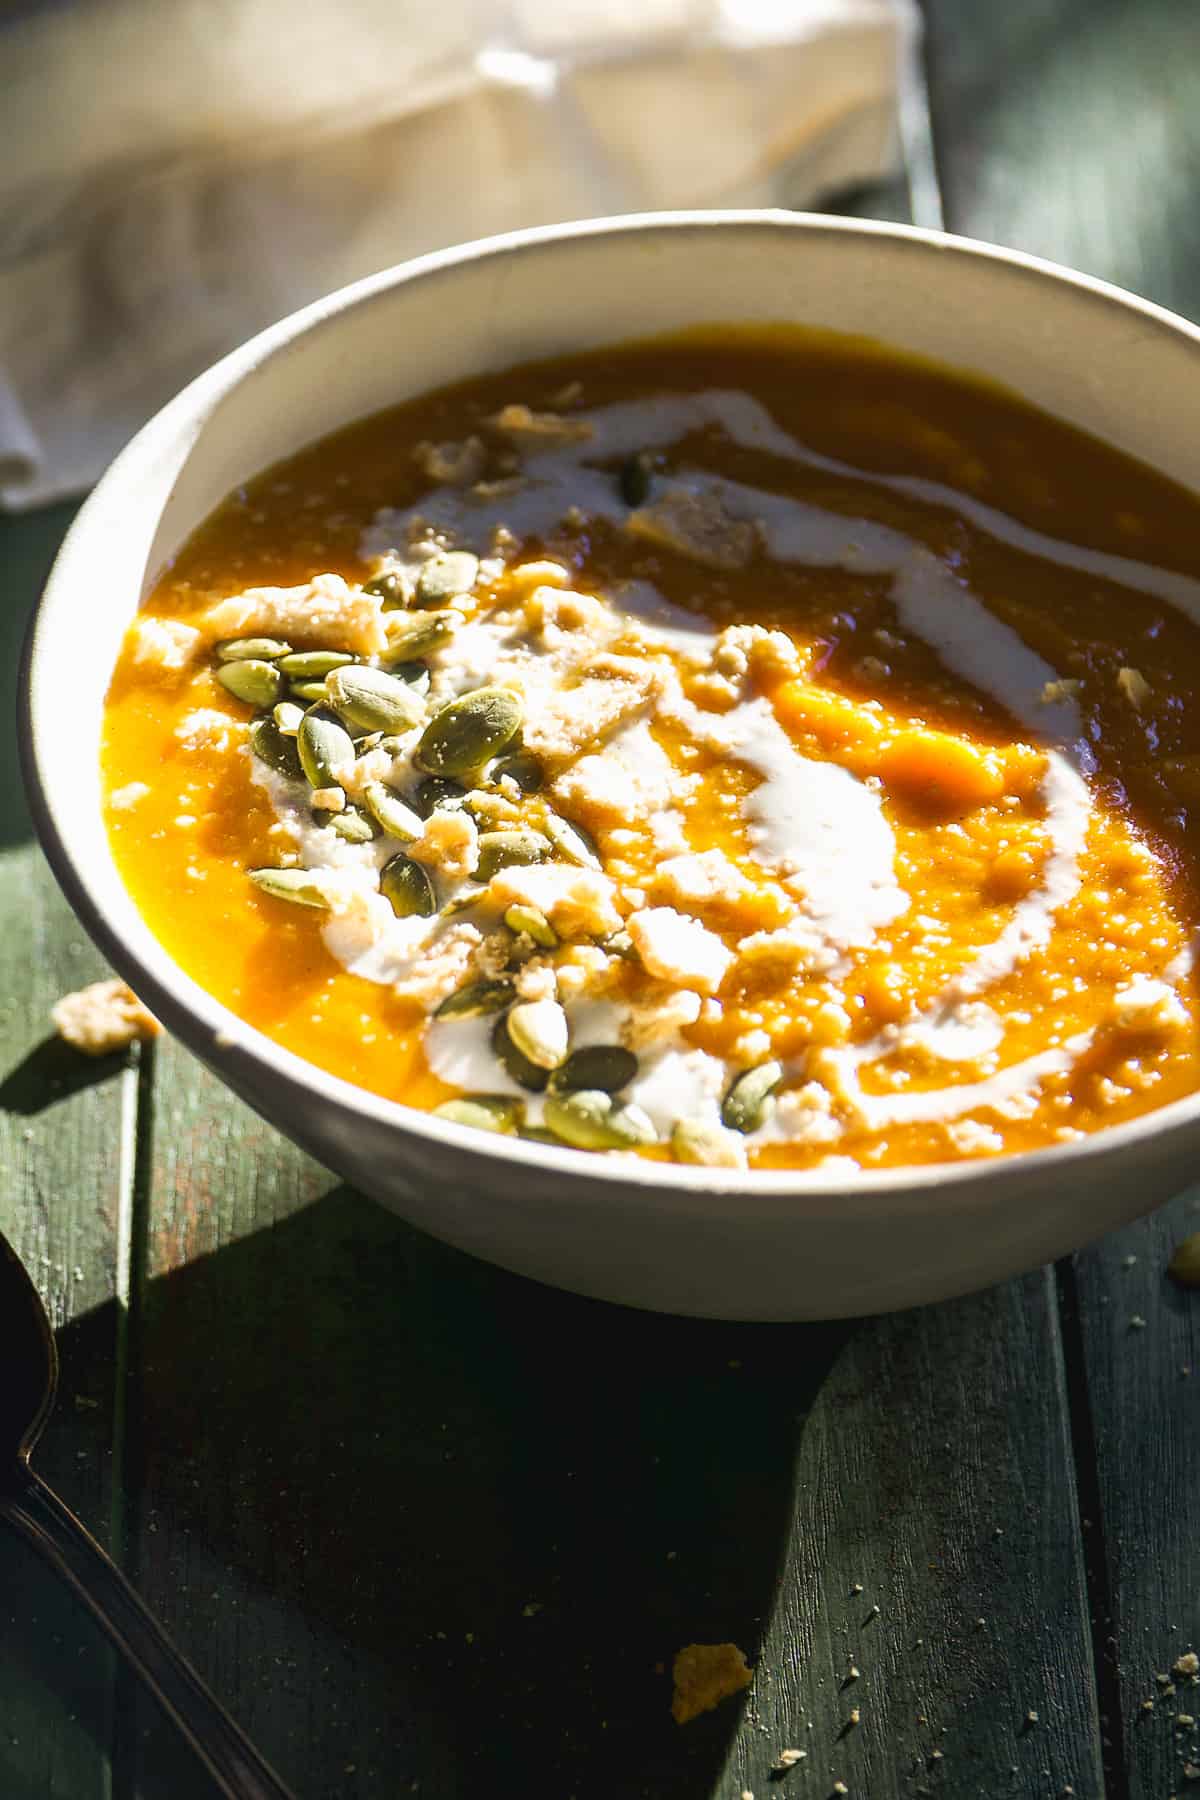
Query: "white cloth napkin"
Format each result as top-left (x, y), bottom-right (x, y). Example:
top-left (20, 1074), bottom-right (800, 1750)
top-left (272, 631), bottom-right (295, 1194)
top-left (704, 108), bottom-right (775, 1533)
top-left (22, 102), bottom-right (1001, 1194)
top-left (0, 0), bottom-right (915, 509)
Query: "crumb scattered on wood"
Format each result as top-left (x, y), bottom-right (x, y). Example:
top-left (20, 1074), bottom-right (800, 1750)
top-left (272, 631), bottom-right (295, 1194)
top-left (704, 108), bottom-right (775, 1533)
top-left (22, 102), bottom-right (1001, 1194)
top-left (670, 1642), bottom-right (753, 1724)
top-left (52, 979), bottom-right (160, 1056)
top-left (772, 1748), bottom-right (806, 1771)
top-left (1176, 1652), bottom-right (1200, 1680)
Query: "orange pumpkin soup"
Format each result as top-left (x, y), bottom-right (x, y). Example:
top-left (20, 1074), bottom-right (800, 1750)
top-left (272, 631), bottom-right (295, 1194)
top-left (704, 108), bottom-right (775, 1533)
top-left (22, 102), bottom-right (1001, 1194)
top-left (102, 328), bottom-right (1200, 1170)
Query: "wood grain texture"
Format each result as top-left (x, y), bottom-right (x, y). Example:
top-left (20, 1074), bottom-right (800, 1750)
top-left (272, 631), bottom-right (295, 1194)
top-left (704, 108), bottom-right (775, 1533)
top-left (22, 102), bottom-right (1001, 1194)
top-left (0, 503), bottom-right (126, 1799)
top-left (922, 1), bottom-right (1200, 1793)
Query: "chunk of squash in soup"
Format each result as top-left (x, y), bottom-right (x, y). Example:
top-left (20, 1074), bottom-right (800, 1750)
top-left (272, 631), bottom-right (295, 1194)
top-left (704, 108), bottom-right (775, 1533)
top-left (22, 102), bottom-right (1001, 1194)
top-left (102, 325), bottom-right (1200, 1173)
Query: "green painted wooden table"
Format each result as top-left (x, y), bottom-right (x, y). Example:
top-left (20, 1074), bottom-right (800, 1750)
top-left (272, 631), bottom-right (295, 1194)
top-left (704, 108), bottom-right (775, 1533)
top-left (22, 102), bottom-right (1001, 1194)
top-left (4, 3), bottom-right (1200, 1795)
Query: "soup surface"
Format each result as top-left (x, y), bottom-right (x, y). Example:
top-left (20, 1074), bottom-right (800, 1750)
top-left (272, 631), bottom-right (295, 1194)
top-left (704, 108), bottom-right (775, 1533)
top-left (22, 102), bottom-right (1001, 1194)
top-left (103, 328), bottom-right (1200, 1171)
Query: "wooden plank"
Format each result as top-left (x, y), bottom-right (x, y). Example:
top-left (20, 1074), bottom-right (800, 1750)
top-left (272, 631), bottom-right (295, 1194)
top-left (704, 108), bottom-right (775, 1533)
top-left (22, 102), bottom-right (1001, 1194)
top-left (921, 0), bottom-right (1200, 1792)
top-left (0, 503), bottom-right (127, 1799)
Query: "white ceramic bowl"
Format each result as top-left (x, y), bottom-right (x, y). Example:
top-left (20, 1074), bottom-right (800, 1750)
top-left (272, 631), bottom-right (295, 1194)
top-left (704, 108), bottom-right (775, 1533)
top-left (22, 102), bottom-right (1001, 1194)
top-left (22, 213), bottom-right (1200, 1320)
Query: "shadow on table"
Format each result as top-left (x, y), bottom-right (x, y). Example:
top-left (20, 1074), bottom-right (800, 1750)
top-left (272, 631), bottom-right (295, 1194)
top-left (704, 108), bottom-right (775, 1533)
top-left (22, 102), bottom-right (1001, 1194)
top-left (50, 1188), bottom-right (850, 1800)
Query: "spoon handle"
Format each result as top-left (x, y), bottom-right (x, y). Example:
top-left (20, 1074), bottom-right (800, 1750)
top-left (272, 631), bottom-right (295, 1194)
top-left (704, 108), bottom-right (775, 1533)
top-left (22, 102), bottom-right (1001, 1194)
top-left (1, 1465), bottom-right (295, 1799)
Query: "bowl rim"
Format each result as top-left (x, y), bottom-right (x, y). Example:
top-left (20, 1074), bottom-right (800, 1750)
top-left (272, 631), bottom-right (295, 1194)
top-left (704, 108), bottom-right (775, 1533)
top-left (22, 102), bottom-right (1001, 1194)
top-left (22, 206), bottom-right (1200, 1213)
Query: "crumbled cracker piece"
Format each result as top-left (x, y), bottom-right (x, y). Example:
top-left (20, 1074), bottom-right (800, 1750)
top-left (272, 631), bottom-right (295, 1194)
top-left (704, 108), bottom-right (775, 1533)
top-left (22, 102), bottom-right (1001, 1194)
top-left (623, 987), bottom-right (703, 1054)
top-left (110, 781), bottom-right (151, 811)
top-left (1118, 665), bottom-right (1151, 710)
top-left (625, 488), bottom-right (759, 570)
top-left (487, 864), bottom-right (622, 939)
top-left (414, 435), bottom-right (487, 486)
top-left (627, 908), bottom-right (733, 995)
top-left (200, 573), bottom-right (388, 658)
top-left (407, 810), bottom-right (480, 882)
top-left (490, 402), bottom-right (593, 443)
top-left (522, 665), bottom-right (661, 767)
top-left (391, 922), bottom-right (482, 1012)
top-left (174, 709), bottom-right (249, 753)
top-left (310, 786), bottom-right (345, 813)
top-left (128, 616), bottom-right (202, 673)
top-left (670, 1642), bottom-right (753, 1725)
top-left (53, 979), bottom-right (160, 1056)
top-left (651, 849), bottom-right (754, 914)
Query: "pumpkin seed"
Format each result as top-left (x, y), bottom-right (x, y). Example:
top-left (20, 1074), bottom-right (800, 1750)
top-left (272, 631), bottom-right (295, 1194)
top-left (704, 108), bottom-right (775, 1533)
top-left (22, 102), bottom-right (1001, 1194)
top-left (217, 636), bottom-right (292, 662)
top-left (363, 570), bottom-right (407, 608)
top-left (379, 850), bottom-right (436, 919)
top-left (489, 751), bottom-right (543, 794)
top-left (417, 549), bottom-right (479, 605)
top-left (671, 1118), bottom-right (744, 1167)
top-left (362, 781), bottom-right (423, 842)
top-left (476, 828), bottom-right (550, 883)
top-left (386, 659), bottom-right (431, 694)
top-left (503, 904), bottom-right (558, 949)
top-left (288, 679), bottom-right (331, 703)
top-left (544, 811), bottom-right (602, 871)
top-left (217, 659), bottom-right (283, 708)
top-left (326, 806), bottom-right (379, 844)
top-left (506, 998), bottom-right (569, 1071)
top-left (435, 977), bottom-right (515, 1020)
top-left (249, 867), bottom-right (335, 909)
top-left (410, 775), bottom-right (465, 819)
top-left (518, 1125), bottom-right (564, 1146)
top-left (433, 1095), bottom-right (522, 1135)
top-left (549, 1044), bottom-right (637, 1095)
top-left (273, 700), bottom-right (305, 736)
top-left (721, 1060), bottom-right (783, 1134)
top-left (278, 650), bottom-right (357, 678)
top-left (618, 452), bottom-right (653, 508)
top-left (543, 1089), bottom-right (656, 1151)
top-left (386, 611), bottom-right (456, 660)
top-left (297, 708), bottom-right (356, 788)
top-left (249, 716), bottom-right (304, 781)
top-left (1169, 1232), bottom-right (1200, 1288)
top-left (326, 664), bottom-right (426, 734)
top-left (415, 686), bottom-right (524, 777)
top-left (491, 1011), bottom-right (550, 1092)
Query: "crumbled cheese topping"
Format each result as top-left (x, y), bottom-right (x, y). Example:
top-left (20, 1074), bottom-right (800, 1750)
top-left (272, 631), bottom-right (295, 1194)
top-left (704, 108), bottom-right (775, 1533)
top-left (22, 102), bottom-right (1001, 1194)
top-left (200, 574), bottom-right (389, 657)
top-left (626, 908), bottom-right (733, 995)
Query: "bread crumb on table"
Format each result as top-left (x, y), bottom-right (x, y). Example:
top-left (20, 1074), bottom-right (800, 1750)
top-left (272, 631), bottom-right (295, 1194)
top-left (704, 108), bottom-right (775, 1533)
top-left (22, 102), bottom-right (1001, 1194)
top-left (52, 979), bottom-right (160, 1056)
top-left (670, 1642), bottom-right (753, 1725)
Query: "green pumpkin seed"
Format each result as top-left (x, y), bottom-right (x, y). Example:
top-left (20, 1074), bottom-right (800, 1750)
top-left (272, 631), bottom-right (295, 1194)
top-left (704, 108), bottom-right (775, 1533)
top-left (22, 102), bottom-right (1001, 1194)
top-left (297, 708), bottom-right (356, 788)
top-left (544, 812), bottom-right (602, 871)
top-left (417, 549), bottom-right (479, 605)
top-left (543, 1089), bottom-right (656, 1151)
top-left (507, 998), bottom-right (569, 1071)
top-left (721, 1060), bottom-right (783, 1134)
top-left (435, 977), bottom-right (515, 1020)
top-left (491, 1012), bottom-right (550, 1092)
top-left (618, 452), bottom-right (653, 508)
top-left (325, 806), bottom-right (380, 844)
top-left (326, 664), bottom-right (426, 734)
top-left (503, 904), bottom-right (558, 949)
top-left (217, 636), bottom-right (292, 662)
top-left (413, 775), bottom-right (468, 818)
top-left (672, 1118), bottom-right (743, 1167)
top-left (386, 659), bottom-right (431, 694)
top-left (362, 782), bottom-right (423, 842)
top-left (278, 650), bottom-right (357, 678)
top-left (217, 659), bottom-right (283, 708)
top-left (489, 751), bottom-right (543, 795)
top-left (549, 1044), bottom-right (637, 1095)
top-left (249, 867), bottom-right (334, 909)
top-left (386, 611), bottom-right (456, 661)
top-left (379, 851), bottom-right (436, 919)
top-left (363, 570), bottom-right (407, 609)
top-left (518, 1125), bottom-right (564, 1146)
top-left (433, 1094), bottom-right (522, 1135)
top-left (476, 828), bottom-right (550, 883)
top-left (273, 700), bottom-right (305, 736)
top-left (415, 686), bottom-right (524, 778)
top-left (1169, 1232), bottom-right (1200, 1288)
top-left (288, 678), bottom-right (331, 703)
top-left (248, 716), bottom-right (304, 781)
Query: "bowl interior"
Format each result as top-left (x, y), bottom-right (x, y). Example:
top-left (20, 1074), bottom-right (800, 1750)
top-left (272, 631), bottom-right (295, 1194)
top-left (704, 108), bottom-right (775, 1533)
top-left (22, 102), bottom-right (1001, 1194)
top-left (25, 210), bottom-right (1200, 1205)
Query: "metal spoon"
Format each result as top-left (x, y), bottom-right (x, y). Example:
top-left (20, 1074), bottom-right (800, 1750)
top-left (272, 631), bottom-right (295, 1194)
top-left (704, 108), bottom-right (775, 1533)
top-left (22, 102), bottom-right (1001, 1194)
top-left (0, 1228), bottom-right (295, 1799)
